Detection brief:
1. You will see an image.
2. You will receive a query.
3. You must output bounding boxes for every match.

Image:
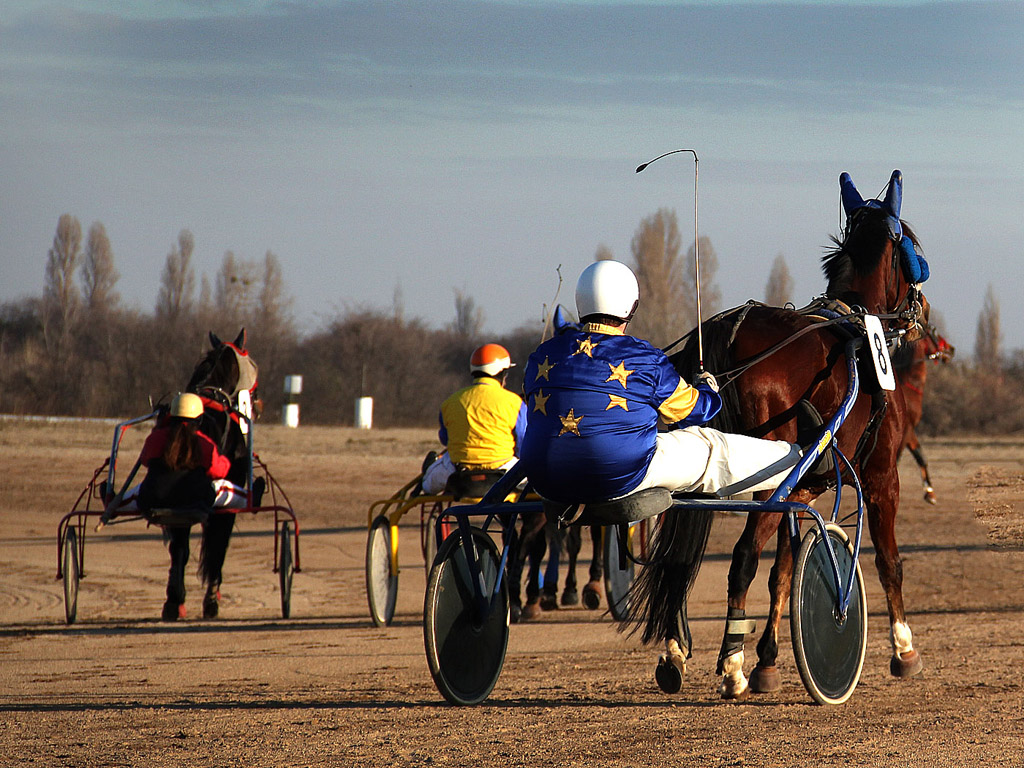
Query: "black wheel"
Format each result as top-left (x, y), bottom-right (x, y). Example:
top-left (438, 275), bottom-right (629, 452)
top-left (424, 528), bottom-right (509, 705)
top-left (604, 524), bottom-right (635, 621)
top-left (423, 506), bottom-right (440, 574)
top-left (424, 505), bottom-right (456, 574)
top-left (366, 515), bottom-right (398, 627)
top-left (279, 522), bottom-right (294, 619)
top-left (791, 522), bottom-right (867, 705)
top-left (62, 527), bottom-right (80, 625)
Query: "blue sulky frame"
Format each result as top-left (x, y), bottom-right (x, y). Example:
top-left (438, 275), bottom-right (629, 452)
top-left (425, 337), bottom-right (868, 704)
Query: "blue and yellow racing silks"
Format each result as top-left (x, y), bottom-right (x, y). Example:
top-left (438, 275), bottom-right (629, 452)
top-left (521, 323), bottom-right (721, 503)
top-left (439, 377), bottom-right (528, 469)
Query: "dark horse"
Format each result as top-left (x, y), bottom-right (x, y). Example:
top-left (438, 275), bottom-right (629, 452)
top-left (894, 307), bottom-right (955, 504)
top-left (627, 170), bottom-right (928, 698)
top-left (164, 328), bottom-right (260, 619)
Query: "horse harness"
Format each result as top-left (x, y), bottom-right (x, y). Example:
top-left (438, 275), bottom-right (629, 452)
top-left (690, 296), bottom-right (911, 470)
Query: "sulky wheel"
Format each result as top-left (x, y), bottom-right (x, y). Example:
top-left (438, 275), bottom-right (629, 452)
top-left (62, 527), bottom-right (80, 625)
top-left (423, 506), bottom-right (440, 574)
top-left (790, 522), bottom-right (867, 705)
top-left (423, 527), bottom-right (509, 706)
top-left (366, 515), bottom-right (398, 627)
top-left (279, 521), bottom-right (295, 619)
top-left (604, 524), bottom-right (635, 621)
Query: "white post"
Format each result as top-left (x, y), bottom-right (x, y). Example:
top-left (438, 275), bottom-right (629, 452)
top-left (283, 375), bottom-right (302, 428)
top-left (355, 396), bottom-right (373, 429)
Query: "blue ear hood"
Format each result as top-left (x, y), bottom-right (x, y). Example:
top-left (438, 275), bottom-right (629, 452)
top-left (840, 170), bottom-right (904, 240)
top-left (898, 235), bottom-right (929, 284)
top-left (553, 304), bottom-right (580, 334)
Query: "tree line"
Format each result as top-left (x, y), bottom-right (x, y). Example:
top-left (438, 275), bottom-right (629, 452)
top-left (1, 212), bottom-right (1019, 434)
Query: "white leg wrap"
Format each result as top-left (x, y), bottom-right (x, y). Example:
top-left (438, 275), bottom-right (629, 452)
top-left (719, 650), bottom-right (748, 697)
top-left (665, 637), bottom-right (685, 663)
top-left (891, 620), bottom-right (914, 656)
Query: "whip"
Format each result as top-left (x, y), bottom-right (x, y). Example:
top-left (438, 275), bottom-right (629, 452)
top-left (635, 149), bottom-right (703, 372)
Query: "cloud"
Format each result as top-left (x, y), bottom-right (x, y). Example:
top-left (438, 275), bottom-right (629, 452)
top-left (3, 0), bottom-right (1021, 141)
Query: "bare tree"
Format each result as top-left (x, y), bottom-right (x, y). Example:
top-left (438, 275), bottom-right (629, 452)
top-left (42, 213), bottom-right (83, 353)
top-left (594, 243), bottom-right (614, 262)
top-left (450, 288), bottom-right (484, 339)
top-left (975, 284), bottom-right (1002, 369)
top-left (214, 250), bottom-right (259, 330)
top-left (764, 252), bottom-right (794, 307)
top-left (81, 221), bottom-right (120, 314)
top-left (156, 229), bottom-right (196, 324)
top-left (628, 209), bottom-right (687, 346)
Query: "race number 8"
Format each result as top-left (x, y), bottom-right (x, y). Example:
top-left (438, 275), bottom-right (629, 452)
top-left (863, 315), bottom-right (896, 391)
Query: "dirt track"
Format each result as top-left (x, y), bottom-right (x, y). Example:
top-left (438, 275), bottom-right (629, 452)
top-left (3, 421), bottom-right (1024, 767)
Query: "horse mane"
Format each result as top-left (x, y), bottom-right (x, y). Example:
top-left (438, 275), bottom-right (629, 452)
top-left (822, 208), bottom-right (922, 302)
top-left (186, 344), bottom-right (240, 394)
top-left (668, 318), bottom-right (744, 435)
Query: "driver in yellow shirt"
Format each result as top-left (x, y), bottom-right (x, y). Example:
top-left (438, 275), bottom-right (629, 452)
top-left (421, 343), bottom-right (528, 494)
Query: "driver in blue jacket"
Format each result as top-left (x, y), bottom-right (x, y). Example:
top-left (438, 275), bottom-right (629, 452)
top-left (521, 260), bottom-right (803, 503)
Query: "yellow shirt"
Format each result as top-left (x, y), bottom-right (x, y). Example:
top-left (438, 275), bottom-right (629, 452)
top-left (439, 377), bottom-right (528, 468)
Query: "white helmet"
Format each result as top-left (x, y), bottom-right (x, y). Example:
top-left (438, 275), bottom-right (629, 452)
top-left (170, 392), bottom-right (204, 420)
top-left (575, 260), bottom-right (639, 321)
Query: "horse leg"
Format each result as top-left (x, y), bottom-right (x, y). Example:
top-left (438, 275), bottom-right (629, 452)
top-left (582, 525), bottom-right (603, 610)
top-left (199, 513), bottom-right (235, 618)
top-left (717, 509), bottom-right (782, 699)
top-left (561, 525), bottom-right (581, 606)
top-left (540, 514), bottom-right (561, 610)
top-left (906, 430), bottom-right (936, 504)
top-left (520, 512), bottom-right (547, 620)
top-left (863, 474), bottom-right (924, 678)
top-left (163, 526), bottom-right (191, 620)
top-left (749, 519), bottom-right (796, 693)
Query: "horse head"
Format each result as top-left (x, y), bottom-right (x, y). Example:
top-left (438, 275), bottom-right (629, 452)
top-left (827, 170), bottom-right (929, 336)
top-left (187, 328), bottom-right (263, 437)
top-left (186, 328), bottom-right (260, 405)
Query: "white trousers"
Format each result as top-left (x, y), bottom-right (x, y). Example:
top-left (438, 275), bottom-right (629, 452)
top-left (116, 479), bottom-right (249, 511)
top-left (421, 453), bottom-right (518, 495)
top-left (629, 426), bottom-right (801, 498)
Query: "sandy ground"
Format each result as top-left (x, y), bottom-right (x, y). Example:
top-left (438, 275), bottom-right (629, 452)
top-left (2, 420), bottom-right (1024, 767)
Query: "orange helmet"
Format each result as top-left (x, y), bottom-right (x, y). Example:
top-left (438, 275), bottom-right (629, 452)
top-left (470, 343), bottom-right (514, 376)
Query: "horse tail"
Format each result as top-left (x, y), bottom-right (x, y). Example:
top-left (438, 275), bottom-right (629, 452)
top-left (620, 318), bottom-right (740, 644)
top-left (198, 514), bottom-right (236, 587)
top-left (621, 506), bottom-right (714, 644)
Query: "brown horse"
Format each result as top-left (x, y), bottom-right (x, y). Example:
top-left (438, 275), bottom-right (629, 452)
top-left (894, 315), bottom-right (955, 504)
top-left (628, 170), bottom-right (929, 699)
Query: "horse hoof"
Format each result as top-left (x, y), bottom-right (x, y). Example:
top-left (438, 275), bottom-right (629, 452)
top-left (202, 590), bottom-right (221, 619)
top-left (655, 654), bottom-right (684, 694)
top-left (162, 601), bottom-right (186, 621)
top-left (510, 602), bottom-right (522, 624)
top-left (749, 665), bottom-right (782, 693)
top-left (539, 591), bottom-right (558, 611)
top-left (924, 491), bottom-right (937, 505)
top-left (582, 581), bottom-right (602, 610)
top-left (561, 588), bottom-right (579, 607)
top-left (521, 599), bottom-right (542, 621)
top-left (719, 676), bottom-right (750, 700)
top-left (890, 650), bottom-right (924, 678)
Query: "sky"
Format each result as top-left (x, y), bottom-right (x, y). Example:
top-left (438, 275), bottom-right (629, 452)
top-left (2, 0), bottom-right (1023, 356)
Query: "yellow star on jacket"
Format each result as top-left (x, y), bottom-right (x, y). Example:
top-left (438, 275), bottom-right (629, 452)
top-left (535, 356), bottom-right (554, 381)
top-left (558, 408), bottom-right (583, 436)
top-left (574, 336), bottom-right (599, 358)
top-left (532, 390), bottom-right (549, 416)
top-left (605, 360), bottom-right (634, 388)
top-left (606, 395), bottom-right (628, 411)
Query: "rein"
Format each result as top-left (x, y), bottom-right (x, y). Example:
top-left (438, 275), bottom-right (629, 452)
top-left (666, 300), bottom-right (909, 392)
